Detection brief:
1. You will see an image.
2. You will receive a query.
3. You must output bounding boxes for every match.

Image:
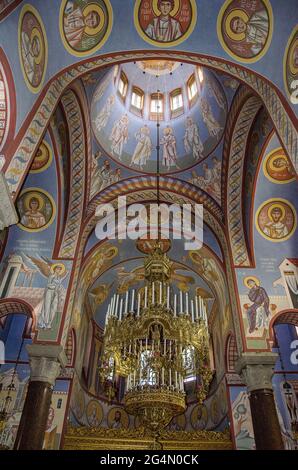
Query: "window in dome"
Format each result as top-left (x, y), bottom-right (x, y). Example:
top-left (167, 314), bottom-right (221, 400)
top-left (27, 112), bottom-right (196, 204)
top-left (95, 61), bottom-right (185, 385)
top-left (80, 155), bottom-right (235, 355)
top-left (170, 88), bottom-right (184, 118)
top-left (150, 92), bottom-right (164, 120)
top-left (187, 74), bottom-right (198, 106)
top-left (118, 71), bottom-right (128, 100)
top-left (131, 86), bottom-right (144, 116)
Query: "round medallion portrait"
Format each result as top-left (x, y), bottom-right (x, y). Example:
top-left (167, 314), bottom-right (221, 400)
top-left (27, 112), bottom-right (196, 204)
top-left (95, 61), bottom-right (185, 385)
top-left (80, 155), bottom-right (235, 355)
top-left (217, 0), bottom-right (273, 63)
top-left (16, 188), bottom-right (56, 233)
top-left (134, 0), bottom-right (197, 48)
top-left (18, 5), bottom-right (48, 93)
top-left (86, 399), bottom-right (103, 427)
top-left (30, 141), bottom-right (53, 173)
top-left (190, 403), bottom-right (208, 430)
top-left (283, 25), bottom-right (298, 101)
top-left (60, 0), bottom-right (113, 57)
top-left (107, 407), bottom-right (129, 429)
top-left (255, 198), bottom-right (297, 242)
top-left (263, 148), bottom-right (296, 184)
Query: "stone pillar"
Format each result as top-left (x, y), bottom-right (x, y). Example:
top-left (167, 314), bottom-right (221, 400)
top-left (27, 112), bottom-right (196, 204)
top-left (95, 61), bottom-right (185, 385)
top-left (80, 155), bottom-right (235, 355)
top-left (236, 352), bottom-right (284, 450)
top-left (14, 344), bottom-right (66, 450)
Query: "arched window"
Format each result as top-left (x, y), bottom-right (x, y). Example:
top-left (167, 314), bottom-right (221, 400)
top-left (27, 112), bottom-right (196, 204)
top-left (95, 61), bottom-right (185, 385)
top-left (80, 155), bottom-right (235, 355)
top-left (170, 88), bottom-right (183, 118)
top-left (118, 71), bottom-right (128, 100)
top-left (187, 74), bottom-right (198, 106)
top-left (150, 92), bottom-right (164, 121)
top-left (131, 86), bottom-right (144, 116)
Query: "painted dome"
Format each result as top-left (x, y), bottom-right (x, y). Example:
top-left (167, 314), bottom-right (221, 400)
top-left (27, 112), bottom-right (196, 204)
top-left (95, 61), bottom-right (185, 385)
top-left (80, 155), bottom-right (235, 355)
top-left (91, 61), bottom-right (227, 175)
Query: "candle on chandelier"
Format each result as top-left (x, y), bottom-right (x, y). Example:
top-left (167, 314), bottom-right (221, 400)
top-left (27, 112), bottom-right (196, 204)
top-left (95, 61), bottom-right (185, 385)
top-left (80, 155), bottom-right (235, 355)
top-left (174, 294), bottom-right (177, 317)
top-left (159, 281), bottom-right (162, 304)
top-left (130, 289), bottom-right (135, 312)
top-left (137, 293), bottom-right (141, 316)
top-left (162, 367), bottom-right (165, 385)
top-left (195, 296), bottom-right (199, 320)
top-left (185, 292), bottom-right (189, 314)
top-left (169, 369), bottom-right (172, 386)
top-left (179, 290), bottom-right (183, 314)
top-left (191, 299), bottom-right (194, 323)
top-left (175, 370), bottom-right (178, 388)
top-left (115, 294), bottom-right (119, 318)
top-left (199, 296), bottom-right (202, 318)
top-left (166, 285), bottom-right (170, 309)
top-left (133, 370), bottom-right (136, 387)
top-left (119, 298), bottom-right (123, 321)
top-left (110, 294), bottom-right (115, 316)
top-left (152, 282), bottom-right (155, 304)
top-left (144, 286), bottom-right (148, 308)
top-left (124, 290), bottom-right (129, 314)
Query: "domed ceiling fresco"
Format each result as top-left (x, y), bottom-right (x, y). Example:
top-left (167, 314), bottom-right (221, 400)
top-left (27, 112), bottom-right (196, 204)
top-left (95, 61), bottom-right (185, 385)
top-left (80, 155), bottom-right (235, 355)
top-left (90, 62), bottom-right (228, 175)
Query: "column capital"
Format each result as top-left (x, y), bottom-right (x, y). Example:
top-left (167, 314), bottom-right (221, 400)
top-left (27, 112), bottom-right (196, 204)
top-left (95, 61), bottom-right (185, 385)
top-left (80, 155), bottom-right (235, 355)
top-left (235, 352), bottom-right (278, 393)
top-left (27, 344), bottom-right (67, 386)
top-left (0, 173), bottom-right (18, 230)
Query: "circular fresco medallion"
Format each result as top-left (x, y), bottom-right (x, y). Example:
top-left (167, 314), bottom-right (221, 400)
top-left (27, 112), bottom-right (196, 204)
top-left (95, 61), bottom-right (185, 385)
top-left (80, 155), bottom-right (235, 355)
top-left (107, 407), bottom-right (129, 429)
top-left (263, 148), bottom-right (296, 184)
top-left (18, 5), bottom-right (48, 93)
top-left (60, 0), bottom-right (113, 57)
top-left (134, 0), bottom-right (197, 48)
top-left (255, 198), bottom-right (297, 242)
top-left (217, 0), bottom-right (273, 63)
top-left (30, 140), bottom-right (53, 173)
top-left (16, 188), bottom-right (56, 232)
top-left (86, 399), bottom-right (103, 427)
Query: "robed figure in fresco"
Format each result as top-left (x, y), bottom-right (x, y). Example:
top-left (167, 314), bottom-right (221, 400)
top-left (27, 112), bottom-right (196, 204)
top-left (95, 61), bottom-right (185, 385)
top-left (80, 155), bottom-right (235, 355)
top-left (161, 126), bottom-right (178, 169)
top-left (131, 125), bottom-right (152, 169)
top-left (109, 114), bottom-right (129, 158)
top-left (244, 278), bottom-right (270, 333)
top-left (145, 0), bottom-right (183, 42)
top-left (184, 117), bottom-right (204, 161)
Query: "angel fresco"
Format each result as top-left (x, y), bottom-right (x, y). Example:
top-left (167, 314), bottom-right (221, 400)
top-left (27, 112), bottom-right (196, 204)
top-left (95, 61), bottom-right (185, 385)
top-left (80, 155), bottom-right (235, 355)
top-left (24, 256), bottom-right (68, 330)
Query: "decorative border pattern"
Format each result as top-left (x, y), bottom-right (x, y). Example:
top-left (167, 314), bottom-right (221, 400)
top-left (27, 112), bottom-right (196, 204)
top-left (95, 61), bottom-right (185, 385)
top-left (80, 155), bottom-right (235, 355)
top-left (59, 89), bottom-right (86, 258)
top-left (227, 95), bottom-right (262, 266)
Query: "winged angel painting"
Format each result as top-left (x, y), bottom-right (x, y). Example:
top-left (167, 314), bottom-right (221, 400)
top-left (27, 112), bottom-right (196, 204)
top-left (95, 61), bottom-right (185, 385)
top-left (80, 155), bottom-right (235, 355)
top-left (24, 255), bottom-right (69, 329)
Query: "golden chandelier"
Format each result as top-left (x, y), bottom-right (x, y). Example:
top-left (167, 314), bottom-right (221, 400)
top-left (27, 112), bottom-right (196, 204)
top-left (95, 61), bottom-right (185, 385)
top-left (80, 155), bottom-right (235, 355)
top-left (99, 243), bottom-right (212, 436)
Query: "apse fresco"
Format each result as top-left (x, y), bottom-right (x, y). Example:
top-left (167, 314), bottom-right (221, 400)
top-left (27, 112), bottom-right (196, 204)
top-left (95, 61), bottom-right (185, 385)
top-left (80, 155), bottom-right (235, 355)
top-left (91, 64), bottom-right (227, 175)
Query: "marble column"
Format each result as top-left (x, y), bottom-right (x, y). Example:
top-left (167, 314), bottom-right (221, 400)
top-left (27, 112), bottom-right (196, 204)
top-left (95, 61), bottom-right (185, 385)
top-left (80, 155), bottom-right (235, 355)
top-left (0, 173), bottom-right (18, 230)
top-left (14, 344), bottom-right (66, 450)
top-left (236, 352), bottom-right (284, 450)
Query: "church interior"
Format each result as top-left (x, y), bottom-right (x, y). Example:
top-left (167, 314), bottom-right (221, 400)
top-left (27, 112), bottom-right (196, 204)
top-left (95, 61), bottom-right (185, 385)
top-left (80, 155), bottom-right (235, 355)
top-left (0, 0), bottom-right (297, 451)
